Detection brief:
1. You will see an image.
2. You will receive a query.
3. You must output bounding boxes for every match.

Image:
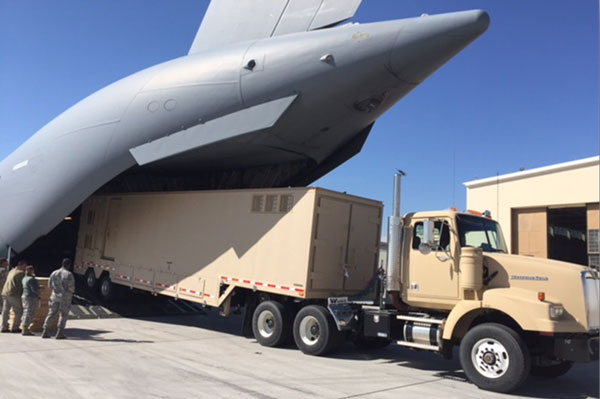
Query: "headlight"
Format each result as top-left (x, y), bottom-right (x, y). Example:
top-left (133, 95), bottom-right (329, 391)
top-left (549, 304), bottom-right (564, 319)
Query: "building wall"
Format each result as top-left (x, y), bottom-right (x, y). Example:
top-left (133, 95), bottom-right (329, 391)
top-left (465, 157), bottom-right (599, 253)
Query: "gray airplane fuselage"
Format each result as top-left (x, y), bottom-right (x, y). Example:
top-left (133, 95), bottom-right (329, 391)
top-left (0, 10), bottom-right (489, 253)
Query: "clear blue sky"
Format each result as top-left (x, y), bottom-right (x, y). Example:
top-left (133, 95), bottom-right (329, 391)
top-left (1, 1), bottom-right (598, 221)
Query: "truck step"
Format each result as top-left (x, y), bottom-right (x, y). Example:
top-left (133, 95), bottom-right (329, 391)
top-left (396, 314), bottom-right (444, 325)
top-left (396, 340), bottom-right (439, 351)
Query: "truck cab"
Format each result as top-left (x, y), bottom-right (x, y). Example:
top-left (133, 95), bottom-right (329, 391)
top-left (368, 208), bottom-right (600, 393)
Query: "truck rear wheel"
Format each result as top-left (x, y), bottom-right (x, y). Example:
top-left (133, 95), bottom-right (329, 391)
top-left (84, 269), bottom-right (97, 290)
top-left (99, 275), bottom-right (116, 302)
top-left (293, 305), bottom-right (340, 356)
top-left (252, 300), bottom-right (291, 347)
top-left (459, 323), bottom-right (530, 393)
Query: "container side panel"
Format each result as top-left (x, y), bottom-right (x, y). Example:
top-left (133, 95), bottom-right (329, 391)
top-left (102, 198), bottom-right (122, 260)
top-left (344, 202), bottom-right (382, 292)
top-left (77, 188), bottom-right (315, 305)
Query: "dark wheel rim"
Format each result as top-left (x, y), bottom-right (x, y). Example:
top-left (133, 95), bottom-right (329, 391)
top-left (86, 272), bottom-right (95, 287)
top-left (101, 280), bottom-right (111, 297)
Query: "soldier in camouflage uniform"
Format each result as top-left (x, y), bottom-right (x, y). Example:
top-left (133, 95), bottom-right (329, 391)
top-left (0, 259), bottom-right (8, 315)
top-left (1, 260), bottom-right (26, 332)
top-left (21, 265), bottom-right (40, 336)
top-left (42, 258), bottom-right (75, 339)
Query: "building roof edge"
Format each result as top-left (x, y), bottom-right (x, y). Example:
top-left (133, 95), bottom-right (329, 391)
top-left (463, 156), bottom-right (600, 189)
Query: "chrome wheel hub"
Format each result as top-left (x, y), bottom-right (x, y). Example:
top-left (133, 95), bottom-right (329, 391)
top-left (471, 338), bottom-right (510, 379)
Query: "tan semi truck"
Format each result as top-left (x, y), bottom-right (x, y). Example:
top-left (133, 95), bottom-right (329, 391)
top-left (74, 175), bottom-right (599, 393)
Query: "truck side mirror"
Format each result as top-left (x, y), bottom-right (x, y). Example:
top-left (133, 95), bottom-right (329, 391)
top-left (419, 219), bottom-right (435, 255)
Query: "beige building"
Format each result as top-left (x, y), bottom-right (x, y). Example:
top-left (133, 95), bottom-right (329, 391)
top-left (464, 156), bottom-right (599, 269)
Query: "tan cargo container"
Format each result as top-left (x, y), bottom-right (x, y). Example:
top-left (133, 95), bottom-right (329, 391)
top-left (75, 187), bottom-right (381, 307)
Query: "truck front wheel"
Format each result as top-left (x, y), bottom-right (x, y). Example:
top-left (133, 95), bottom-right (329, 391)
top-left (252, 300), bottom-right (291, 347)
top-left (459, 323), bottom-right (531, 393)
top-left (293, 305), bottom-right (340, 356)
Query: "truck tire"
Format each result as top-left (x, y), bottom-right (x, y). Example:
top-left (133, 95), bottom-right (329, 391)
top-left (99, 275), bottom-right (116, 302)
top-left (293, 305), bottom-right (340, 356)
top-left (252, 300), bottom-right (291, 347)
top-left (530, 359), bottom-right (573, 378)
top-left (459, 323), bottom-right (530, 393)
top-left (84, 269), bottom-right (97, 290)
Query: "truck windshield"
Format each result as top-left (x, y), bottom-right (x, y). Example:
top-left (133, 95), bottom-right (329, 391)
top-left (456, 214), bottom-right (508, 253)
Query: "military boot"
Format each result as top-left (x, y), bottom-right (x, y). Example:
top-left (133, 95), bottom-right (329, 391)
top-left (21, 327), bottom-right (34, 336)
top-left (55, 329), bottom-right (66, 340)
top-left (41, 329), bottom-right (50, 338)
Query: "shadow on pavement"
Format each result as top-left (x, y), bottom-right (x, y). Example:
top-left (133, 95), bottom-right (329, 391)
top-left (338, 345), bottom-right (598, 399)
top-left (65, 327), bottom-right (154, 344)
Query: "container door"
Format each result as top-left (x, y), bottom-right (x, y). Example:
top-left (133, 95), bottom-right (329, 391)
top-left (102, 198), bottom-right (121, 260)
top-left (344, 203), bottom-right (381, 292)
top-left (309, 196), bottom-right (350, 291)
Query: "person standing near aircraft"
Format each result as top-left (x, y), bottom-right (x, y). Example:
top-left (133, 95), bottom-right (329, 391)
top-left (21, 265), bottom-right (40, 336)
top-left (1, 260), bottom-right (27, 332)
top-left (42, 258), bottom-right (75, 339)
top-left (0, 259), bottom-right (8, 314)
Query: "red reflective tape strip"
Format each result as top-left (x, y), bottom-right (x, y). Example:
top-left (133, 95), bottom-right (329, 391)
top-left (189, 290), bottom-right (197, 294)
top-left (220, 275), bottom-right (303, 295)
top-left (204, 293), bottom-right (213, 298)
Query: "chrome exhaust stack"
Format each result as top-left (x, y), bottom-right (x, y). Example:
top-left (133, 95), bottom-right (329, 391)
top-left (386, 171), bottom-right (405, 293)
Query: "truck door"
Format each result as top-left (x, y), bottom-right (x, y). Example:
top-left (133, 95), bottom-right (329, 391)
top-left (407, 219), bottom-right (459, 301)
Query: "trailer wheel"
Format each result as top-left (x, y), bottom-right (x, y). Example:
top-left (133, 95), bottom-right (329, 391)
top-left (252, 300), bottom-right (291, 347)
top-left (84, 269), bottom-right (97, 290)
top-left (99, 275), bottom-right (116, 302)
top-left (530, 359), bottom-right (573, 378)
top-left (459, 323), bottom-right (530, 393)
top-left (293, 305), bottom-right (340, 356)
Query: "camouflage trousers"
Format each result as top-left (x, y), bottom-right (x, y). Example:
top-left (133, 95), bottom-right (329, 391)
top-left (1, 295), bottom-right (23, 331)
top-left (21, 297), bottom-right (38, 329)
top-left (43, 298), bottom-right (71, 331)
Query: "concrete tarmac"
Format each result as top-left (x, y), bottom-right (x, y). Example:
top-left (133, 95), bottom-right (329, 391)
top-left (0, 311), bottom-right (598, 399)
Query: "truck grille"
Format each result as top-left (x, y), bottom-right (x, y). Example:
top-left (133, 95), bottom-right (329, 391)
top-left (582, 270), bottom-right (600, 330)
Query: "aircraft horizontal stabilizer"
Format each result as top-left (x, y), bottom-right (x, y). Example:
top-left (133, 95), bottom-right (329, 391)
top-left (189, 0), bottom-right (362, 54)
top-left (129, 95), bottom-right (298, 166)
